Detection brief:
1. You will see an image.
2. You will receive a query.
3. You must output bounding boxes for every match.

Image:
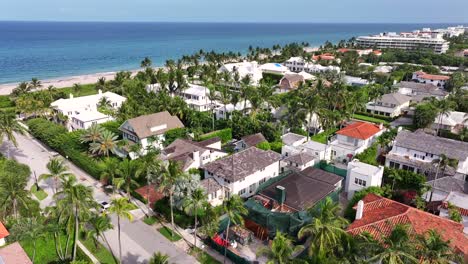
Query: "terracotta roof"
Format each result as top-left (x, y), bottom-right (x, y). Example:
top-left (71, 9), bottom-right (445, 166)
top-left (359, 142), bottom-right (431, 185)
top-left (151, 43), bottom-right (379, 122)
top-left (336, 121), bottom-right (382, 140)
top-left (241, 133), bottom-right (267, 147)
top-left (134, 184), bottom-right (165, 207)
top-left (414, 71), bottom-right (450, 81)
top-left (0, 221), bottom-right (9, 239)
top-left (337, 48), bottom-right (350, 53)
top-left (119, 111), bottom-right (184, 139)
top-left (347, 194), bottom-right (468, 256)
top-left (0, 242), bottom-right (32, 264)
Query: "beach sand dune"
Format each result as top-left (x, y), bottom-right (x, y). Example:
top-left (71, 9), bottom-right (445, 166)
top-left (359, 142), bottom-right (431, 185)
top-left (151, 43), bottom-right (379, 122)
top-left (0, 69), bottom-right (146, 95)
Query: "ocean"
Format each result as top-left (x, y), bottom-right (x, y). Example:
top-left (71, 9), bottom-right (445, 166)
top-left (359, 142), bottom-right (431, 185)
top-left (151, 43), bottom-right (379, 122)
top-left (0, 21), bottom-right (459, 84)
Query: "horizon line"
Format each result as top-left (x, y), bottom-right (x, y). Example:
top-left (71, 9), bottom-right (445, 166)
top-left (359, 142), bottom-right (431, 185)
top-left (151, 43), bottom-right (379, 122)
top-left (1, 20), bottom-right (467, 25)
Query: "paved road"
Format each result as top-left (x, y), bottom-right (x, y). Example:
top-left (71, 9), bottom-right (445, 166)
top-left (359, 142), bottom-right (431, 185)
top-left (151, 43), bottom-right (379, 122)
top-left (1, 132), bottom-right (198, 264)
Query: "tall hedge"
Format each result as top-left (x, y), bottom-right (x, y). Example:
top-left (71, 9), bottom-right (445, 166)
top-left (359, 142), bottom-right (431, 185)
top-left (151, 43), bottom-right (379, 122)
top-left (198, 128), bottom-right (232, 143)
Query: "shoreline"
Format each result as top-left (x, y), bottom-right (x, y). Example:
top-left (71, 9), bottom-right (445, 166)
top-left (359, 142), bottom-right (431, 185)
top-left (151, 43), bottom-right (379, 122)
top-left (0, 68), bottom-right (151, 95)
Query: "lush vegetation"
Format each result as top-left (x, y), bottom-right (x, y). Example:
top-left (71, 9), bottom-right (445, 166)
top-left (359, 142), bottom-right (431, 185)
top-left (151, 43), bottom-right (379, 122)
top-left (158, 226), bottom-right (182, 241)
top-left (310, 128), bottom-right (338, 144)
top-left (30, 184), bottom-right (48, 201)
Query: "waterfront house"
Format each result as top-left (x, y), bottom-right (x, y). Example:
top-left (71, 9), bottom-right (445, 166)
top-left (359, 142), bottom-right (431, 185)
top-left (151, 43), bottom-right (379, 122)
top-left (202, 147), bottom-right (281, 200)
top-left (181, 83), bottom-right (218, 112)
top-left (259, 63), bottom-right (290, 75)
top-left (385, 129), bottom-right (468, 176)
top-left (219, 61), bottom-right (263, 86)
top-left (284, 57), bottom-right (340, 74)
top-left (119, 111), bottom-right (184, 152)
top-left (330, 121), bottom-right (385, 163)
top-left (51, 90), bottom-right (126, 131)
top-left (366, 93), bottom-right (411, 117)
top-left (345, 159), bottom-right (384, 199)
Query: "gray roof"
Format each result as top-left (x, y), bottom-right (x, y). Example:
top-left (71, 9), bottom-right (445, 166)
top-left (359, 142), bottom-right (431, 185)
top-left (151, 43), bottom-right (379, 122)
top-left (260, 168), bottom-right (342, 211)
top-left (281, 73), bottom-right (304, 83)
top-left (120, 111), bottom-right (184, 139)
top-left (281, 133), bottom-right (306, 146)
top-left (200, 178), bottom-right (223, 194)
top-left (202, 147), bottom-right (281, 182)
top-left (378, 93), bottom-right (411, 105)
top-left (241, 133), bottom-right (267, 147)
top-left (394, 130), bottom-right (468, 161)
top-left (163, 138), bottom-right (225, 170)
top-left (396, 81), bottom-right (448, 97)
top-left (283, 152), bottom-right (315, 165)
top-left (427, 176), bottom-right (468, 195)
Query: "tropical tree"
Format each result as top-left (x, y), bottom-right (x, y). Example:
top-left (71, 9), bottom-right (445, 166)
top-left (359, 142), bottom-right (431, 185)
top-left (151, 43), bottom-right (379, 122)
top-left (447, 202), bottom-right (462, 223)
top-left (89, 130), bottom-right (119, 157)
top-left (55, 175), bottom-right (96, 261)
top-left (149, 252), bottom-right (170, 264)
top-left (222, 194), bottom-right (248, 263)
top-left (96, 77), bottom-right (107, 91)
top-left (30, 78), bottom-right (42, 90)
top-left (100, 157), bottom-right (120, 194)
top-left (416, 229), bottom-right (463, 263)
top-left (80, 124), bottom-right (104, 144)
top-left (368, 224), bottom-right (418, 264)
top-left (40, 157), bottom-right (71, 194)
top-left (0, 110), bottom-right (26, 152)
top-left (429, 154), bottom-right (458, 202)
top-left (150, 161), bottom-right (188, 237)
top-left (114, 159), bottom-right (141, 200)
top-left (183, 188), bottom-right (207, 247)
top-left (0, 159), bottom-right (31, 219)
top-left (12, 82), bottom-right (31, 96)
top-left (72, 83), bottom-right (82, 94)
top-left (256, 231), bottom-right (304, 264)
top-left (432, 99), bottom-right (456, 136)
top-left (108, 197), bottom-right (134, 264)
top-left (9, 217), bottom-right (47, 263)
top-left (141, 57), bottom-right (152, 68)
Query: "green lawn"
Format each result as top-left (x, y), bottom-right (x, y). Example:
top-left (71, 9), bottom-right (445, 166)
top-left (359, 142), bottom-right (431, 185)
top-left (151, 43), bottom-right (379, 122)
top-left (143, 216), bottom-right (158, 225)
top-left (158, 226), bottom-right (182, 242)
top-left (30, 185), bottom-right (48, 201)
top-left (352, 114), bottom-right (390, 125)
top-left (191, 248), bottom-right (221, 264)
top-left (311, 128), bottom-right (338, 144)
top-left (58, 83), bottom-right (98, 97)
top-left (80, 236), bottom-right (118, 264)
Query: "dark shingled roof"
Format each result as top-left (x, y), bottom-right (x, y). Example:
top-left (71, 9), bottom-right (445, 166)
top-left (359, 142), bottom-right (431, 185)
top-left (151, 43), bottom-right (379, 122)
top-left (241, 133), bottom-right (267, 147)
top-left (162, 138), bottom-right (225, 170)
top-left (394, 130), bottom-right (468, 161)
top-left (200, 178), bottom-right (223, 194)
top-left (119, 111), bottom-right (184, 139)
top-left (202, 147), bottom-right (281, 182)
top-left (283, 152), bottom-right (315, 165)
top-left (260, 168), bottom-right (342, 211)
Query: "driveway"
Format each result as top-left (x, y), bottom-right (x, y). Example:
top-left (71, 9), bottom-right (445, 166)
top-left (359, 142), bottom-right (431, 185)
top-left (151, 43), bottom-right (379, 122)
top-left (1, 132), bottom-right (198, 264)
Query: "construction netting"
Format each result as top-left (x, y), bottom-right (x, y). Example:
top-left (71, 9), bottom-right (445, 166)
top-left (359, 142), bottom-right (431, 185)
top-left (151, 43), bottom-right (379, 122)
top-left (314, 161), bottom-right (347, 179)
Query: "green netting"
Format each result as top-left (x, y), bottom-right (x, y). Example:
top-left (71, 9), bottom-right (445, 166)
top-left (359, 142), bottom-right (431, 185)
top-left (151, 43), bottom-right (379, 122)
top-left (314, 162), bottom-right (347, 179)
top-left (256, 170), bottom-right (292, 194)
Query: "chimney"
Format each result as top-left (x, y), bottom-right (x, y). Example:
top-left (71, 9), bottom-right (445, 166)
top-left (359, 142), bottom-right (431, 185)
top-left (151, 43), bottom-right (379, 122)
top-left (98, 89), bottom-right (102, 95)
top-left (69, 93), bottom-right (74, 99)
top-left (192, 150), bottom-right (200, 165)
top-left (379, 123), bottom-right (384, 130)
top-left (356, 200), bottom-right (364, 220)
top-left (276, 186), bottom-right (286, 205)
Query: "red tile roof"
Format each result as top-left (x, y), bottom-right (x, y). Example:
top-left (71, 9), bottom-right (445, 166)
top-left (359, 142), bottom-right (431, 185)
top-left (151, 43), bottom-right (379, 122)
top-left (337, 48), bottom-right (350, 53)
top-left (0, 221), bottom-right (9, 239)
top-left (135, 184), bottom-right (165, 207)
top-left (336, 121), bottom-right (382, 140)
top-left (348, 194), bottom-right (468, 257)
top-left (373, 50), bottom-right (382, 55)
top-left (414, 71), bottom-right (450, 81)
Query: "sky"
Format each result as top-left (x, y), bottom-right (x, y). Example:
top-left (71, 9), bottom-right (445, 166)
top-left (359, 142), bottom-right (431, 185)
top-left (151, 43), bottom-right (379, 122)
top-left (1, 0), bottom-right (468, 23)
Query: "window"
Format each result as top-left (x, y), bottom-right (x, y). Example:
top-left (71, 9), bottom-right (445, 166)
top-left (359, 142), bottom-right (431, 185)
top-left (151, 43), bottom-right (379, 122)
top-left (260, 168), bottom-right (265, 172)
top-left (212, 191), bottom-right (217, 199)
top-left (238, 188), bottom-right (246, 195)
top-left (355, 178), bottom-right (367, 187)
top-left (259, 178), bottom-right (266, 185)
top-left (249, 183), bottom-right (256, 193)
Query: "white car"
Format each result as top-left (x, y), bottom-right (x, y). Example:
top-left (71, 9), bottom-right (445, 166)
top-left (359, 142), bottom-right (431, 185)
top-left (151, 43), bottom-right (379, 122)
top-left (99, 201), bottom-right (111, 212)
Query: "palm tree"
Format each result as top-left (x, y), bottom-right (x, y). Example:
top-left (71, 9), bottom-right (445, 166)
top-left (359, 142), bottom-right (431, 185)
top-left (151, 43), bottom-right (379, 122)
top-left (416, 229), bottom-right (462, 264)
top-left (108, 197), bottom-right (134, 264)
top-left (89, 130), bottom-right (119, 157)
top-left (222, 194), bottom-right (248, 263)
top-left (298, 197), bottom-right (348, 259)
top-left (30, 78), bottom-right (42, 90)
top-left (0, 167), bottom-right (31, 219)
top-left (149, 252), bottom-right (170, 264)
top-left (12, 81), bottom-right (31, 96)
top-left (0, 111), bottom-right (25, 156)
top-left (55, 175), bottom-right (96, 261)
top-left (368, 224), bottom-right (418, 264)
top-left (72, 83), bottom-right (82, 94)
top-left (141, 57), bottom-right (152, 68)
top-left (183, 188), bottom-right (207, 247)
top-left (152, 160), bottom-right (188, 239)
top-left (9, 217), bottom-right (47, 263)
top-left (114, 159), bottom-right (141, 200)
top-left (80, 124), bottom-right (104, 144)
top-left (40, 157), bottom-right (71, 194)
top-left (429, 154), bottom-right (458, 202)
top-left (96, 77), bottom-right (107, 91)
top-left (85, 215), bottom-right (118, 262)
top-left (256, 231), bottom-right (304, 264)
top-left (100, 157), bottom-right (120, 194)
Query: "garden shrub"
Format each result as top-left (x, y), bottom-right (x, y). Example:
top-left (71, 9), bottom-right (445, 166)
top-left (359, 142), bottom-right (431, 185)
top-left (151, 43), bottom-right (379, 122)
top-left (153, 198), bottom-right (194, 228)
top-left (164, 128), bottom-right (189, 146)
top-left (198, 128), bottom-right (232, 143)
top-left (256, 141), bottom-right (271, 151)
top-left (270, 141), bottom-right (283, 153)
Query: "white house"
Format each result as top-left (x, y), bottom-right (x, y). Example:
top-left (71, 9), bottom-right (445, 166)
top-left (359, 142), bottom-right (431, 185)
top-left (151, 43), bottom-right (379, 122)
top-left (215, 101), bottom-right (250, 120)
top-left (200, 178), bottom-right (225, 206)
top-left (330, 121), bottom-right (385, 163)
top-left (260, 63), bottom-right (290, 75)
top-left (284, 57), bottom-right (340, 74)
top-left (432, 111), bottom-right (468, 134)
top-left (439, 191), bottom-right (468, 234)
top-left (412, 71), bottom-right (450, 88)
top-left (344, 76), bottom-right (369, 87)
top-left (181, 83), bottom-right (217, 112)
top-left (281, 132), bottom-right (331, 161)
top-left (51, 90), bottom-right (126, 131)
top-left (161, 137), bottom-right (227, 172)
top-left (202, 147), bottom-right (281, 201)
top-left (219, 61), bottom-right (263, 86)
top-left (395, 81), bottom-right (448, 103)
top-left (386, 130), bottom-right (468, 176)
top-left (366, 93), bottom-right (411, 117)
top-left (119, 111), bottom-right (185, 154)
top-left (345, 159), bottom-right (384, 199)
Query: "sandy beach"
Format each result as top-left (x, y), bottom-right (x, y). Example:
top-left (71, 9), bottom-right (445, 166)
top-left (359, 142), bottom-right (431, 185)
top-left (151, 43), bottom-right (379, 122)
top-left (0, 69), bottom-right (142, 95)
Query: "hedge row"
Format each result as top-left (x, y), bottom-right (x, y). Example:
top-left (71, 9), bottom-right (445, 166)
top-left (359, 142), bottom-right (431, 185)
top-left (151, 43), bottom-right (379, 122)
top-left (153, 198), bottom-right (195, 228)
top-left (27, 118), bottom-right (103, 179)
top-left (198, 128), bottom-right (232, 144)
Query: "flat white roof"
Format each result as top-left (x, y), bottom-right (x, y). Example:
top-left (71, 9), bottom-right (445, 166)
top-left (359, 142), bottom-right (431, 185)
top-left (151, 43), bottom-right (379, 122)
top-left (444, 191), bottom-right (468, 209)
top-left (302, 140), bottom-right (327, 151)
top-left (51, 91), bottom-right (126, 111)
top-left (348, 160), bottom-right (382, 176)
top-left (72, 110), bottom-right (111, 122)
top-left (183, 84), bottom-right (208, 96)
